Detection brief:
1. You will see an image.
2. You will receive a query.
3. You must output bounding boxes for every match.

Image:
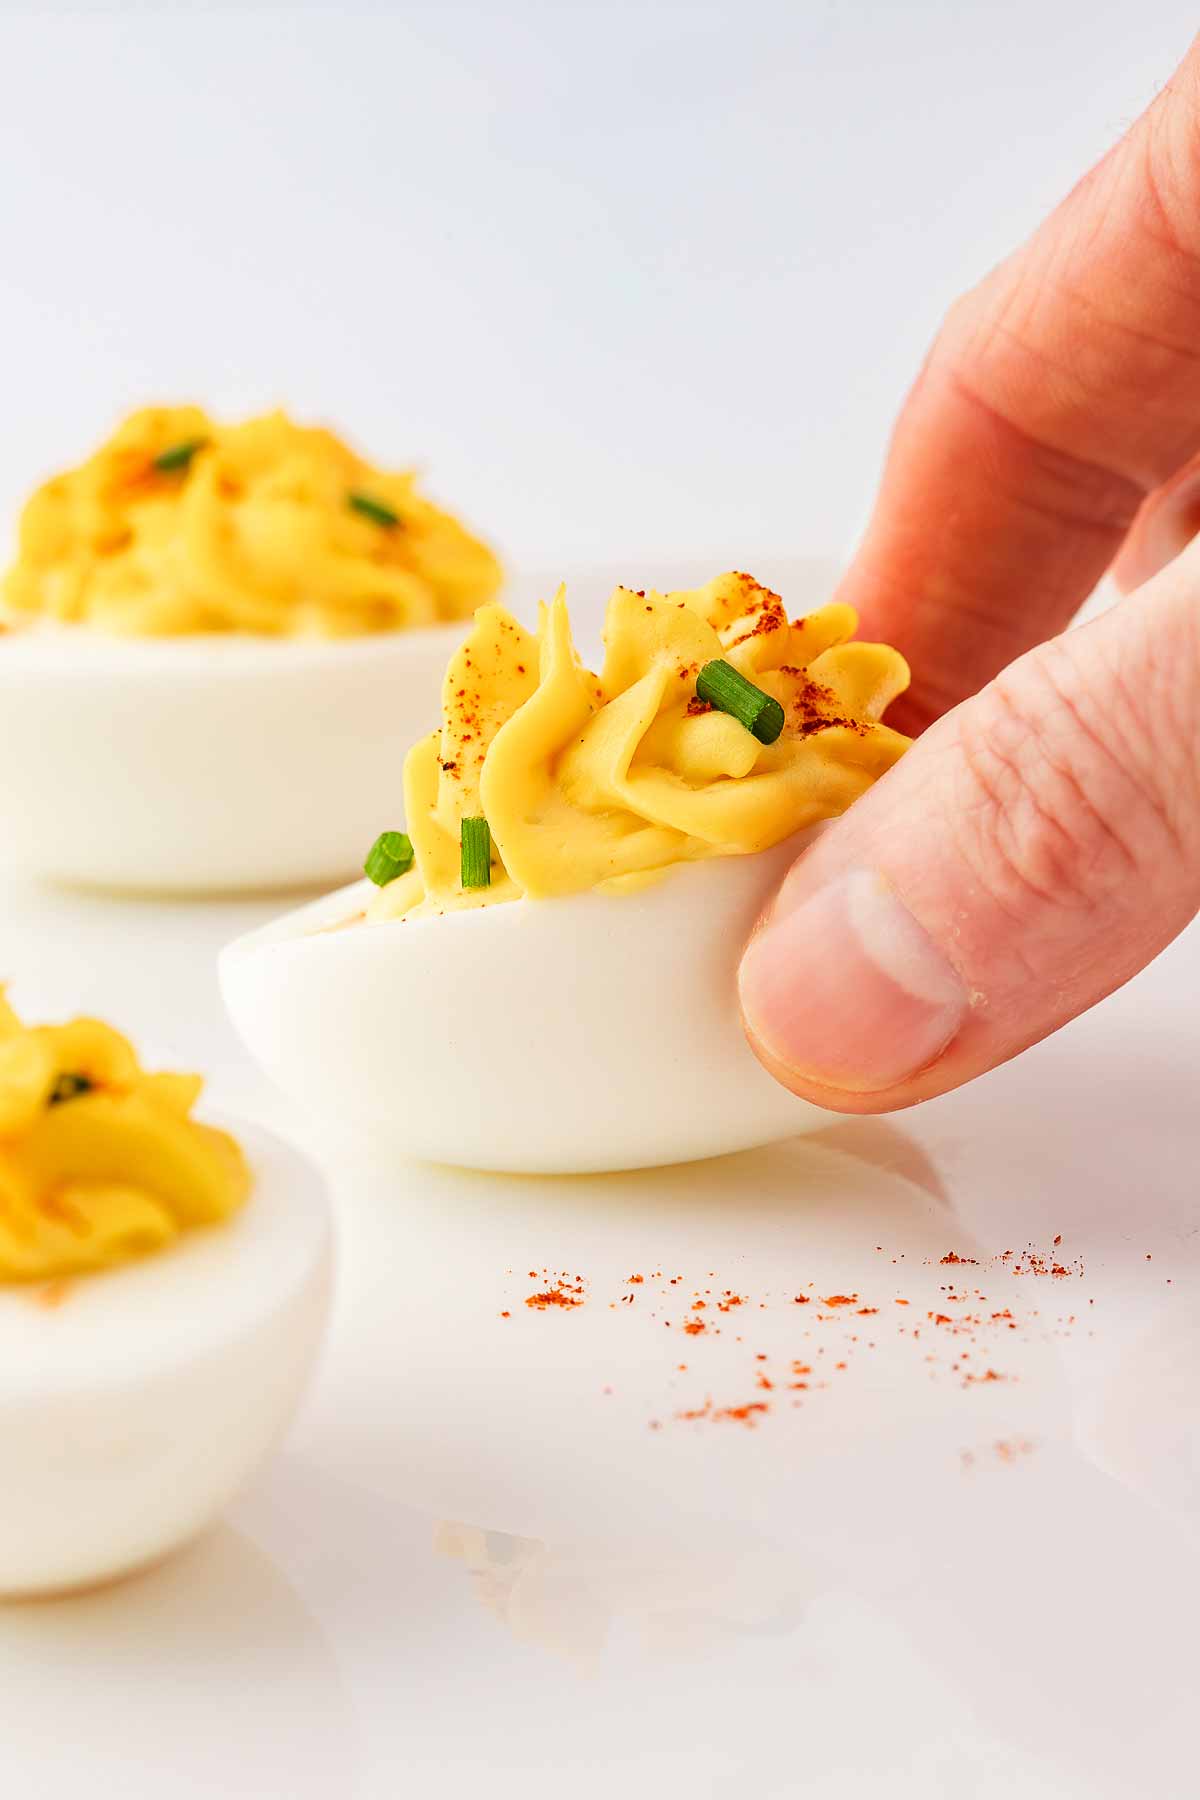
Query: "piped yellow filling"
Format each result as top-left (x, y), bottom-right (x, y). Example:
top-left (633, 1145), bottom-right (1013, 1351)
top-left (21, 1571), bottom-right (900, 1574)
top-left (0, 993), bottom-right (249, 1282)
top-left (2, 406), bottom-right (502, 637)
top-left (368, 570), bottom-right (910, 921)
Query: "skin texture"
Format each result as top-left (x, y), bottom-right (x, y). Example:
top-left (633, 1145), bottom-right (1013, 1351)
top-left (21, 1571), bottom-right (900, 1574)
top-left (738, 33), bottom-right (1200, 1114)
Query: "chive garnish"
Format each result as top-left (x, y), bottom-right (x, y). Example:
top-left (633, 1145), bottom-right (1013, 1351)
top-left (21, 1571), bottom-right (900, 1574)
top-left (348, 491), bottom-right (402, 529)
top-left (152, 437), bottom-right (208, 474)
top-left (695, 659), bottom-right (785, 745)
top-left (49, 1072), bottom-right (92, 1105)
top-left (364, 830), bottom-right (414, 886)
top-left (460, 816), bottom-right (492, 889)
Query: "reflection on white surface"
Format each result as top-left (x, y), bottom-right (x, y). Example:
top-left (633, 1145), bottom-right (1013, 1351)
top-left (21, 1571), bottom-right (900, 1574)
top-left (419, 1438), bottom-right (1200, 1794)
top-left (434, 1518), bottom-right (816, 1672)
top-left (1073, 1306), bottom-right (1200, 1529)
top-left (231, 1440), bottom-right (1200, 1799)
top-left (0, 1525), bottom-right (356, 1798)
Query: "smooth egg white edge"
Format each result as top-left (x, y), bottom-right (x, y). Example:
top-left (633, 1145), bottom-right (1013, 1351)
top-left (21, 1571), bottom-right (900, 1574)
top-left (0, 1115), bottom-right (331, 1598)
top-left (219, 834), bottom-right (829, 1176)
top-left (0, 621), bottom-right (469, 893)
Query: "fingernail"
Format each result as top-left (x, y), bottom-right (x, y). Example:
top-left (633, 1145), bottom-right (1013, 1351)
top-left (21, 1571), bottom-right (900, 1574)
top-left (1114, 459), bottom-right (1200, 593)
top-left (739, 869), bottom-right (967, 1093)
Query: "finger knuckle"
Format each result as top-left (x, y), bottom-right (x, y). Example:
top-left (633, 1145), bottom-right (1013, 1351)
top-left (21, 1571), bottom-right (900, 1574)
top-left (930, 305), bottom-right (1145, 537)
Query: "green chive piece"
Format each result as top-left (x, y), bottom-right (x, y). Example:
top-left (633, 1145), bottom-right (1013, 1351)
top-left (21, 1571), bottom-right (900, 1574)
top-left (460, 816), bottom-right (492, 889)
top-left (49, 1072), bottom-right (92, 1106)
top-left (364, 829), bottom-right (414, 887)
top-left (695, 658), bottom-right (785, 745)
top-left (348, 490), bottom-right (402, 529)
top-left (152, 437), bottom-right (208, 474)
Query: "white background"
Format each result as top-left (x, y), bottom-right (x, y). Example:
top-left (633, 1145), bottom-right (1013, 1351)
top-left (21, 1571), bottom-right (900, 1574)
top-left (0, 0), bottom-right (1196, 573)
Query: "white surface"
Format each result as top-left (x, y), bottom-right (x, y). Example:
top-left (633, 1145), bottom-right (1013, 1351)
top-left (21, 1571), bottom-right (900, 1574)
top-left (0, 622), bottom-right (465, 892)
top-left (1, 823), bottom-right (1198, 1793)
top-left (220, 843), bottom-right (824, 1174)
top-left (0, 1116), bottom-right (331, 1596)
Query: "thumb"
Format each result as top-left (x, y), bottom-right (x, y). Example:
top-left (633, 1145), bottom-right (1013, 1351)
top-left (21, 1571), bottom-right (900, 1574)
top-left (738, 548), bottom-right (1200, 1113)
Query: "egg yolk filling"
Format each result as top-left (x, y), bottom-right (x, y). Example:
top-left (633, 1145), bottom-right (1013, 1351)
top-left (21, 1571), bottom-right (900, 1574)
top-left (2, 406), bottom-right (502, 637)
top-left (367, 571), bottom-right (911, 921)
top-left (0, 994), bottom-right (250, 1281)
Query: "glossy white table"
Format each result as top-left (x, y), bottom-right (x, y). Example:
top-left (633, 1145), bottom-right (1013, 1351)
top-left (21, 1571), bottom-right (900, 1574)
top-left (1, 851), bottom-right (1197, 1798)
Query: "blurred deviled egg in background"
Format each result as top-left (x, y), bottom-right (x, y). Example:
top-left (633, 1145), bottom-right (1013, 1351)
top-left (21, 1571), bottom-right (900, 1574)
top-left (222, 570), bottom-right (910, 1174)
top-left (0, 407), bottom-right (503, 892)
top-left (0, 991), bottom-right (330, 1597)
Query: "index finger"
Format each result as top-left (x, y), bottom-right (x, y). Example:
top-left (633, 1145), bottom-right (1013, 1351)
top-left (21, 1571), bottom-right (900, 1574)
top-left (841, 34), bottom-right (1200, 734)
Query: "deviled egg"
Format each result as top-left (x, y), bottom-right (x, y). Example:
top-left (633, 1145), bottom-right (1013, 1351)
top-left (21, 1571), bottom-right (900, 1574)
top-left (222, 571), bottom-right (909, 1173)
top-left (0, 993), bottom-right (330, 1596)
top-left (0, 407), bottom-right (502, 891)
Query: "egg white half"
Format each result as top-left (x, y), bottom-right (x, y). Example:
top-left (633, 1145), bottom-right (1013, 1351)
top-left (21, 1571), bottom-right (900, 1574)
top-left (0, 622), bottom-right (466, 892)
top-left (0, 1115), bottom-right (331, 1597)
top-left (219, 834), bottom-right (827, 1175)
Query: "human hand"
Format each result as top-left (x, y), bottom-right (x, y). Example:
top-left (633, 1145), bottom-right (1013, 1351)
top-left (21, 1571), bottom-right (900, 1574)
top-left (739, 36), bottom-right (1200, 1112)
